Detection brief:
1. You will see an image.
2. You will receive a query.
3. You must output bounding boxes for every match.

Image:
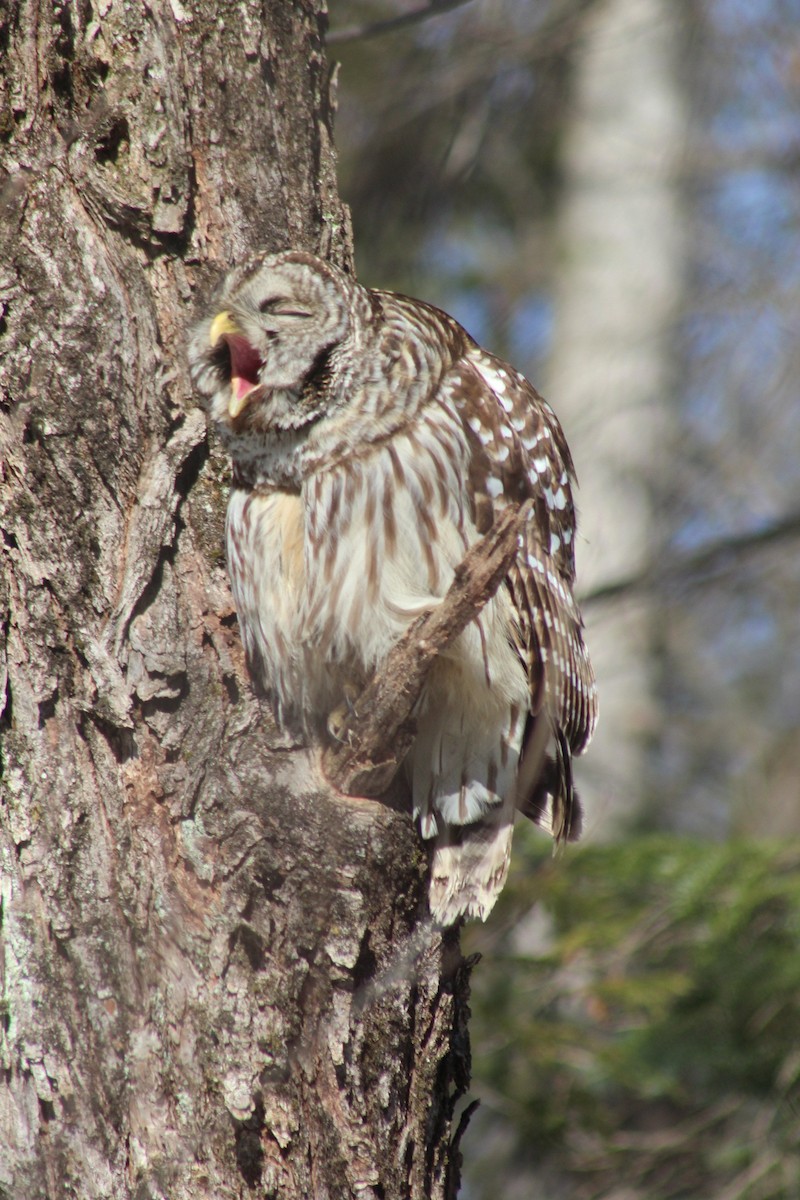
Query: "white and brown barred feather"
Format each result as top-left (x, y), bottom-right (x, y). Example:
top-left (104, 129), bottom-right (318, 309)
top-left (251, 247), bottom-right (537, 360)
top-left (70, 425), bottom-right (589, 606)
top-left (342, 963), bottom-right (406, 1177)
top-left (384, 295), bottom-right (597, 821)
top-left (456, 346), bottom-right (597, 831)
top-left (188, 250), bottom-right (597, 926)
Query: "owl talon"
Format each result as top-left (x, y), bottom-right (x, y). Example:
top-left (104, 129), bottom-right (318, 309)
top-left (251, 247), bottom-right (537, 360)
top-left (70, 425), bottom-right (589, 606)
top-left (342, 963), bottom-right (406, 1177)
top-left (327, 683), bottom-right (361, 743)
top-left (327, 702), bottom-right (351, 743)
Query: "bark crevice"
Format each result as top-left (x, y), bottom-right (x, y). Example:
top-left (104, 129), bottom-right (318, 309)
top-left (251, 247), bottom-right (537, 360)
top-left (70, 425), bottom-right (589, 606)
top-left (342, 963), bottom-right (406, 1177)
top-left (0, 4), bottom-right (473, 1198)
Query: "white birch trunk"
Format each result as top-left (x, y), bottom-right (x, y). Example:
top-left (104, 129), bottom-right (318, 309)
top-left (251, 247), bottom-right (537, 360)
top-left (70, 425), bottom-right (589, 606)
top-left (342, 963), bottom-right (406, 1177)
top-left (546, 0), bottom-right (686, 832)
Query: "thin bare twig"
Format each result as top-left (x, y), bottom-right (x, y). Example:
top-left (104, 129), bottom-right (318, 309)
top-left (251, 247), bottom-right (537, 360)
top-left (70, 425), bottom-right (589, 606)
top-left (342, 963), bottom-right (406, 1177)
top-left (323, 503), bottom-right (531, 797)
top-left (328, 0), bottom-right (476, 45)
top-left (582, 509), bottom-right (800, 608)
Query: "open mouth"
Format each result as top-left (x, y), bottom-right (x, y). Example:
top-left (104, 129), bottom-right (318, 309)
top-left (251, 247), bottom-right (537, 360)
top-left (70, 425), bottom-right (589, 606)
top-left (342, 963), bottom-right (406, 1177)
top-left (224, 333), bottom-right (264, 416)
top-left (209, 313), bottom-right (264, 418)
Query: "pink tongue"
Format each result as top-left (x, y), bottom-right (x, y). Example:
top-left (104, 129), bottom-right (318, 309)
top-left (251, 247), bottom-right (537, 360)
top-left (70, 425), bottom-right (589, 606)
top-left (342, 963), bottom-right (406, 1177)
top-left (233, 375), bottom-right (255, 401)
top-left (226, 333), bottom-right (262, 391)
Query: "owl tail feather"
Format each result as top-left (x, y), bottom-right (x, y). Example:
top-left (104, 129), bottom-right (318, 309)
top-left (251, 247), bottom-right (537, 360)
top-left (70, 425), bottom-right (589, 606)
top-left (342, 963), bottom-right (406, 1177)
top-left (428, 802), bottom-right (515, 925)
top-left (517, 726), bottom-right (583, 843)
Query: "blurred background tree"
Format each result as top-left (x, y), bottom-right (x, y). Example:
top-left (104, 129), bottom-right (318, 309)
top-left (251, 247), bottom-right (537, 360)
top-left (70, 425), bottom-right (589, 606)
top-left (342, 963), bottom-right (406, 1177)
top-left (330, 1), bottom-right (800, 1196)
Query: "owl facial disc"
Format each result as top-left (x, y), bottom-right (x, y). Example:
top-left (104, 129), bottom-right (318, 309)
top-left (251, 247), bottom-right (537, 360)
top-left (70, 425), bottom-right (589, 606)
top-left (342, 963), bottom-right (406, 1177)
top-left (209, 311), bottom-right (264, 418)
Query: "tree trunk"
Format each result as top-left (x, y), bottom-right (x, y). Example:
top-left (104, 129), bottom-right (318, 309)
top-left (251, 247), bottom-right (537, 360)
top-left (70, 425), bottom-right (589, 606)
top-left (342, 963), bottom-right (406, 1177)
top-left (0, 4), bottom-right (471, 1197)
top-left (545, 0), bottom-right (686, 833)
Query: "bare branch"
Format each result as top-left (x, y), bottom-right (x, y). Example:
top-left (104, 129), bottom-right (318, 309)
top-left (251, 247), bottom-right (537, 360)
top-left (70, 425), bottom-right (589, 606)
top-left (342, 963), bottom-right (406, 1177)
top-left (328, 0), bottom-right (476, 45)
top-left (323, 502), bottom-right (531, 796)
top-left (582, 509), bottom-right (800, 608)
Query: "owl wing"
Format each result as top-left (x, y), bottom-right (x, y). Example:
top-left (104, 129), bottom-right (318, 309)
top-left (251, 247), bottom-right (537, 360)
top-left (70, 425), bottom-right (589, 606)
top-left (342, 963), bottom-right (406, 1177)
top-left (443, 344), bottom-right (598, 838)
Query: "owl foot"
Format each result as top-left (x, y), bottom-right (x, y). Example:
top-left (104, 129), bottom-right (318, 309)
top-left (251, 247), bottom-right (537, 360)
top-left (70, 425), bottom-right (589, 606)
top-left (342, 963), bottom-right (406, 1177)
top-left (326, 683), bottom-right (361, 744)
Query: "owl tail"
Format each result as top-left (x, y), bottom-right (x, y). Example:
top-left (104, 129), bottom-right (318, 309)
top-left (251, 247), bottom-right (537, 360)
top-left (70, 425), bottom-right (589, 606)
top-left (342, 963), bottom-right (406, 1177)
top-left (516, 722), bottom-right (583, 843)
top-left (428, 799), bottom-right (516, 925)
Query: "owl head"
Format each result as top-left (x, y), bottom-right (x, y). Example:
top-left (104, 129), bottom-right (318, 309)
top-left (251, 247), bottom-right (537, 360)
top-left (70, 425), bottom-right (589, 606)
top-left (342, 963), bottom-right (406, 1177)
top-left (189, 250), bottom-right (354, 434)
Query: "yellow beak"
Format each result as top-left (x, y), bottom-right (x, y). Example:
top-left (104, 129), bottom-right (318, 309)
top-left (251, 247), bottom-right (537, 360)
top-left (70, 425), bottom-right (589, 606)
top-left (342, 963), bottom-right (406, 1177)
top-left (209, 310), bottom-right (239, 346)
top-left (209, 311), bottom-right (258, 419)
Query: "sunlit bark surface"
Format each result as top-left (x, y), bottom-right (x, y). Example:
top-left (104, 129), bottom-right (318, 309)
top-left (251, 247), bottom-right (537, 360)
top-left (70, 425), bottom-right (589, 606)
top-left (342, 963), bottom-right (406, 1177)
top-left (0, 4), bottom-right (470, 1196)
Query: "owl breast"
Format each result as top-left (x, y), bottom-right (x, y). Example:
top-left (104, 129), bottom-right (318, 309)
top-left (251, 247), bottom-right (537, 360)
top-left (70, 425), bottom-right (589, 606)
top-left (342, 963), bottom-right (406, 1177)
top-left (226, 487), bottom-right (309, 720)
top-left (226, 393), bottom-right (529, 790)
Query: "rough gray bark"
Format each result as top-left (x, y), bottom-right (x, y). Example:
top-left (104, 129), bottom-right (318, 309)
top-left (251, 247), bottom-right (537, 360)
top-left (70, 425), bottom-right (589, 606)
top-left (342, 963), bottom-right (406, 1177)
top-left (0, 3), bottom-right (472, 1197)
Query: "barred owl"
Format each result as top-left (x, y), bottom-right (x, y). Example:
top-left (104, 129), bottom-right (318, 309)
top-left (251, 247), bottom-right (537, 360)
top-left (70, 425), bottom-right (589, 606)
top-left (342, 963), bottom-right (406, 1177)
top-left (189, 249), bottom-right (597, 925)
